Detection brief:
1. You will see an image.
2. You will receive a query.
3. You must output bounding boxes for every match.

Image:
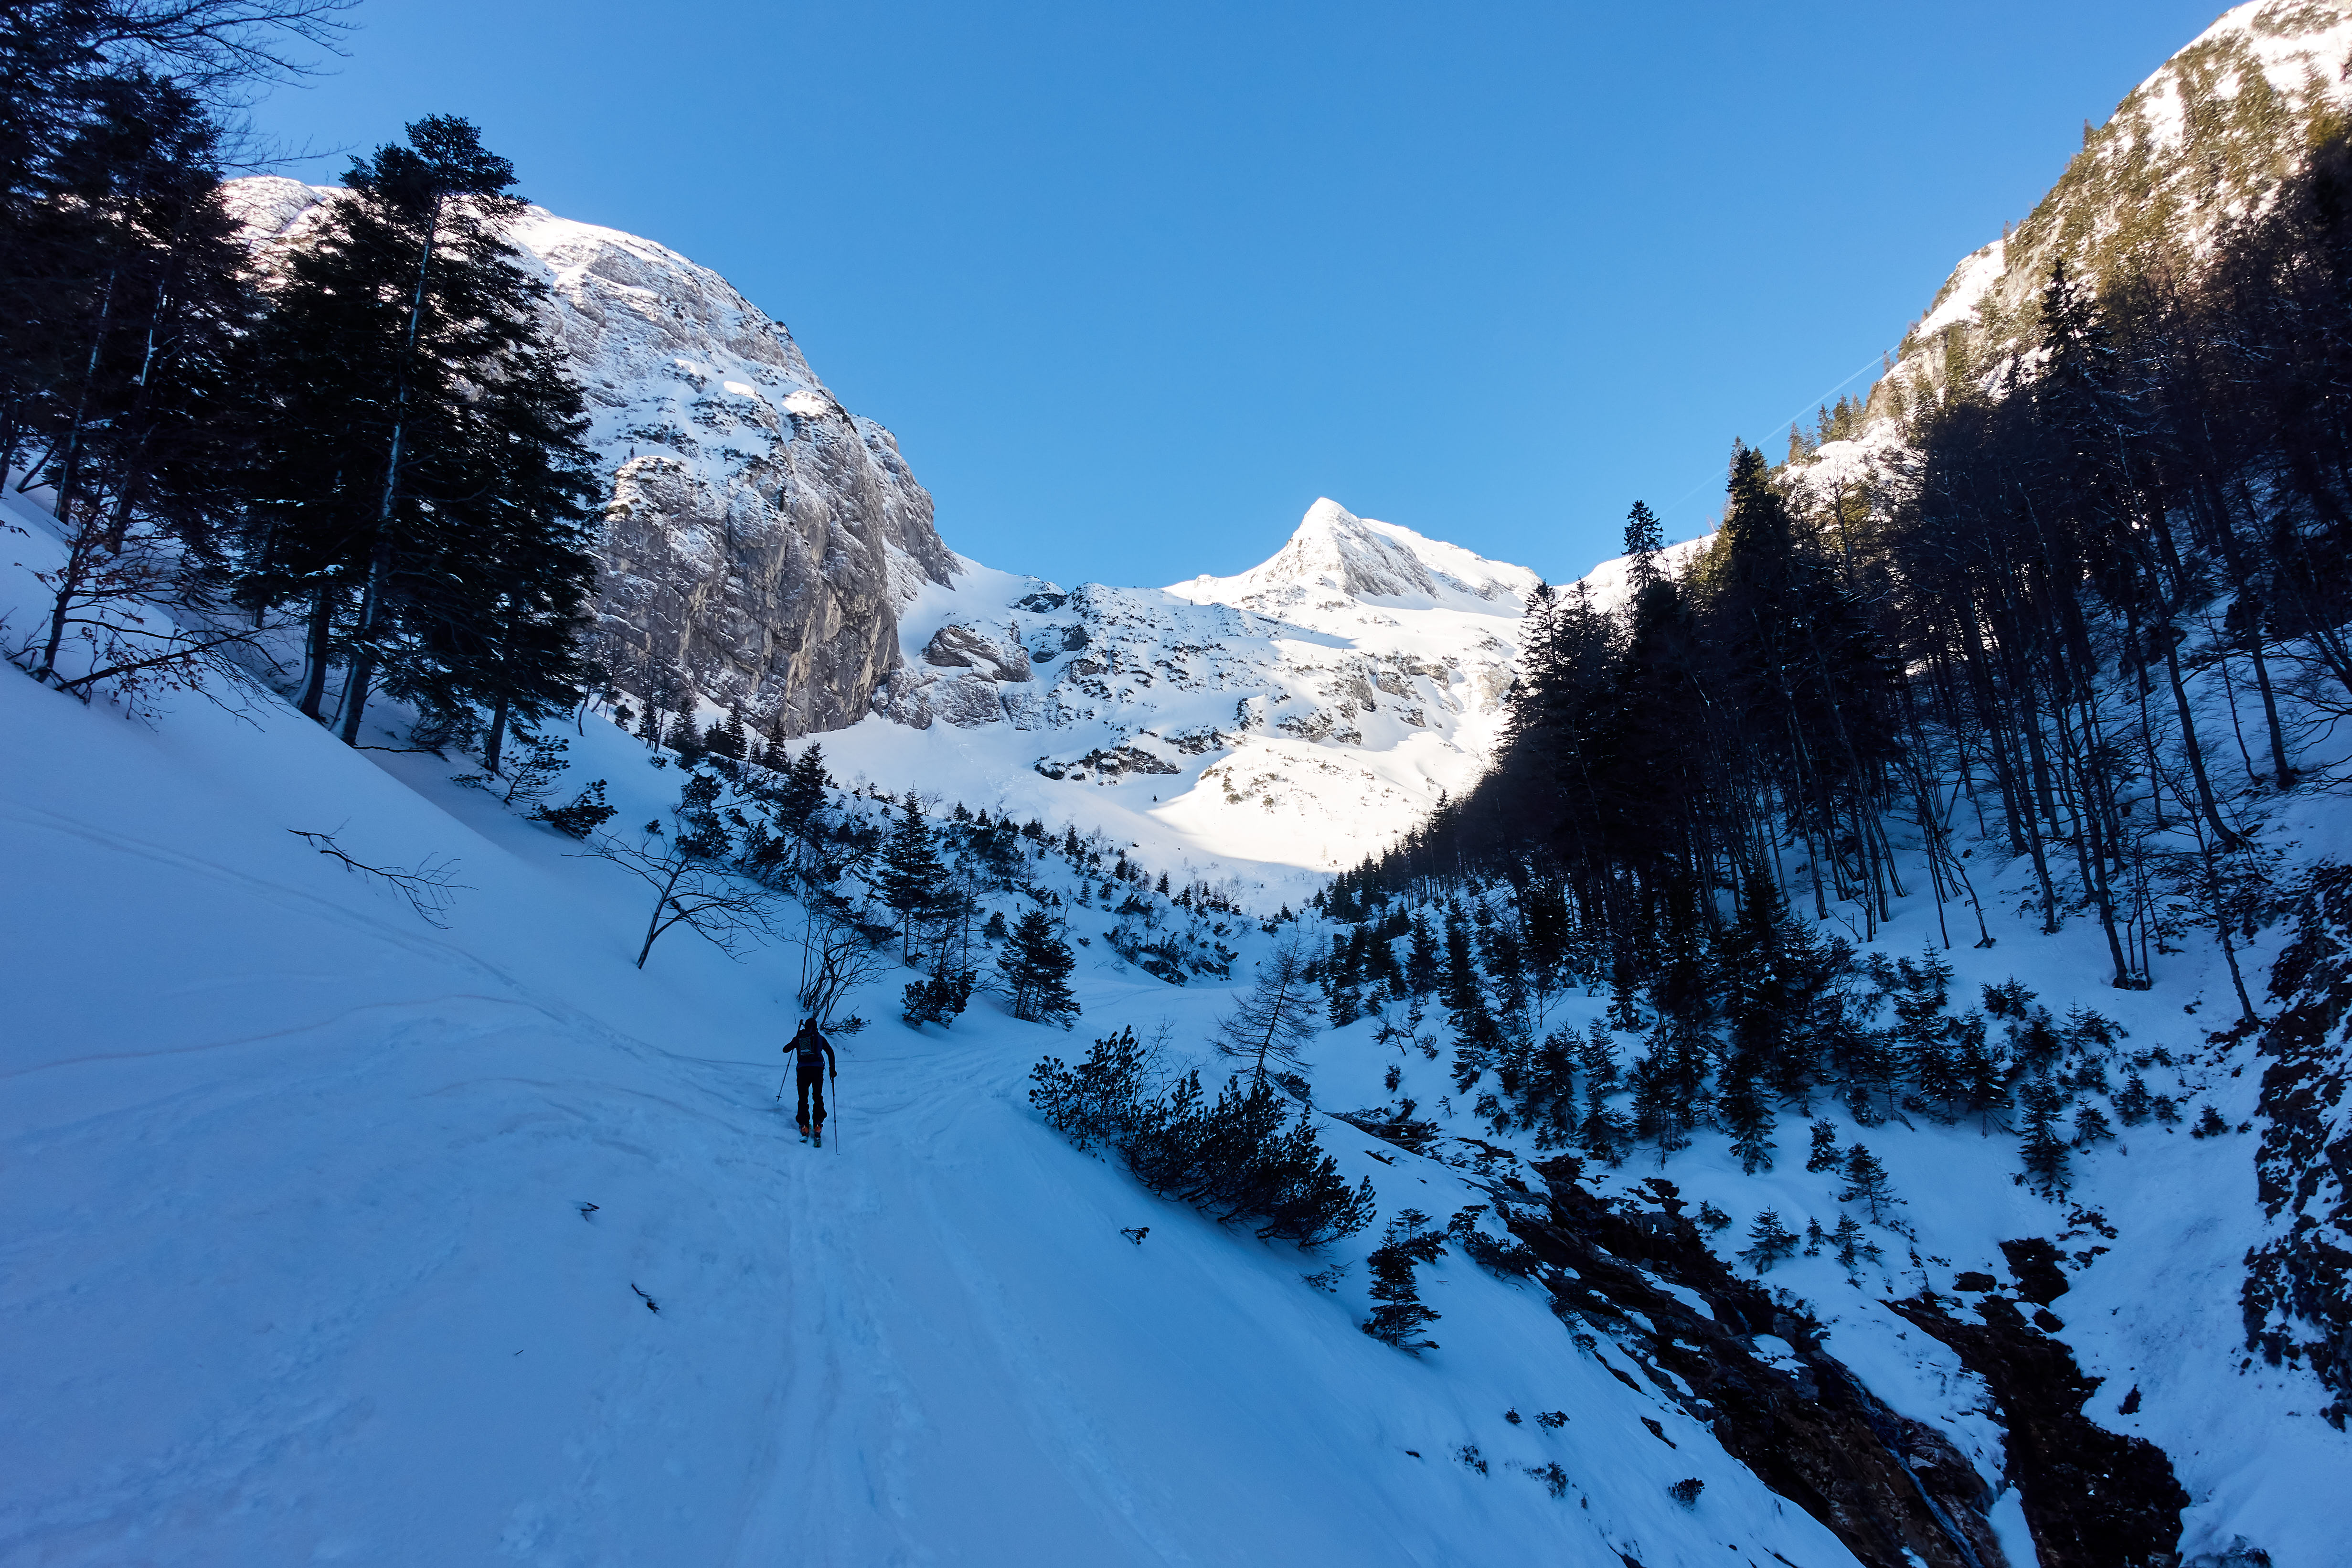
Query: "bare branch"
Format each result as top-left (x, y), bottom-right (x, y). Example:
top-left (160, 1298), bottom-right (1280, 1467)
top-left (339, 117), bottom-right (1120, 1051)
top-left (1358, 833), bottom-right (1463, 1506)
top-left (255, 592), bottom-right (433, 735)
top-left (572, 828), bottom-right (778, 970)
top-left (92, 0), bottom-right (357, 93)
top-left (288, 827), bottom-right (468, 927)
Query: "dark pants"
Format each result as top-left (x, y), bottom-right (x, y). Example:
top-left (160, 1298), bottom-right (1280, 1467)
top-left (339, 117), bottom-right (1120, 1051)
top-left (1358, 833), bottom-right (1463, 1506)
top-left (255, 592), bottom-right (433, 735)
top-left (796, 1065), bottom-right (828, 1126)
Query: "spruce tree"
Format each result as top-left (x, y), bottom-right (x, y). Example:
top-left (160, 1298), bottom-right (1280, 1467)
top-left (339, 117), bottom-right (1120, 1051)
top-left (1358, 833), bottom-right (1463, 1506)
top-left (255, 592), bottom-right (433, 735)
top-left (2018, 1079), bottom-right (2071, 1197)
top-left (1832, 1214), bottom-right (1882, 1275)
top-left (1405, 913), bottom-right (1441, 996)
top-left (1737, 1209), bottom-right (1798, 1274)
top-left (1577, 1087), bottom-right (1631, 1166)
top-left (1838, 1143), bottom-right (1901, 1225)
top-left (1957, 1020), bottom-right (2011, 1134)
top-left (878, 792), bottom-right (947, 960)
top-left (240, 116), bottom-right (594, 745)
top-left (1361, 1209), bottom-right (1445, 1351)
top-left (1719, 1065), bottom-right (1776, 1174)
top-left (775, 744), bottom-right (830, 840)
top-left (1000, 910), bottom-right (1077, 1025)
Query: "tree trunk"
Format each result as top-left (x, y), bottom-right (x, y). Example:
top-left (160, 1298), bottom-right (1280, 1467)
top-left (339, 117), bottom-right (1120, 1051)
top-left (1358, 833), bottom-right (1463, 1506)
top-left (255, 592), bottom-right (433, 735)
top-left (2159, 629), bottom-right (2239, 849)
top-left (297, 584), bottom-right (334, 721)
top-left (2243, 603), bottom-right (2293, 788)
top-left (341, 192), bottom-right (443, 748)
top-left (484, 694), bottom-right (511, 774)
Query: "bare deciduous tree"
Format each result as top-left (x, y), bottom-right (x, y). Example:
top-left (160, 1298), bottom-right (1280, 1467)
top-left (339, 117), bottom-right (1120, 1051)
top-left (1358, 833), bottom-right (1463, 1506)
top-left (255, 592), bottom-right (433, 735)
top-left (1214, 938), bottom-right (1320, 1086)
top-left (794, 893), bottom-right (890, 1027)
top-left (577, 772), bottom-right (777, 969)
top-left (14, 512), bottom-right (266, 710)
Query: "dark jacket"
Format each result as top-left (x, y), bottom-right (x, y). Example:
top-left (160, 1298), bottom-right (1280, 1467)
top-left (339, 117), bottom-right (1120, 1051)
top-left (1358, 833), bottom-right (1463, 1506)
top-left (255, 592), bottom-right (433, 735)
top-left (787, 1020), bottom-right (837, 1077)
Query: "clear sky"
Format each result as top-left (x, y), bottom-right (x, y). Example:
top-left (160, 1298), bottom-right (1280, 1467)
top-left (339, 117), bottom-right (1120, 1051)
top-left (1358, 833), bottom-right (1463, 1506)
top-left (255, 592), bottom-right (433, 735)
top-left (244, 0), bottom-right (2229, 590)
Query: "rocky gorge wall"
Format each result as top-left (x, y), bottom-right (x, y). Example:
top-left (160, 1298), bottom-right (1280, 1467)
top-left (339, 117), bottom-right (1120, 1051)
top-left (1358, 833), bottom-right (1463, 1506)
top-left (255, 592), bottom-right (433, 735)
top-left (227, 177), bottom-right (958, 737)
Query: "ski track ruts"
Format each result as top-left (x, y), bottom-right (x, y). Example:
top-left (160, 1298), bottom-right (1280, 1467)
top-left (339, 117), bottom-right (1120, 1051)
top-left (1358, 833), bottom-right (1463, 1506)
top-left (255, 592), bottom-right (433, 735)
top-left (721, 1028), bottom-right (1018, 1566)
top-left (919, 1145), bottom-right (1200, 1568)
top-left (1, 1026), bottom-right (523, 1561)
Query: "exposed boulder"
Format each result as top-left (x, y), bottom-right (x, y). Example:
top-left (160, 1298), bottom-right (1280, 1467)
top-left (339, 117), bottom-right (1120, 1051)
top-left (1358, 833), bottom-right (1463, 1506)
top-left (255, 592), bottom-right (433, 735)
top-left (923, 624), bottom-right (1032, 683)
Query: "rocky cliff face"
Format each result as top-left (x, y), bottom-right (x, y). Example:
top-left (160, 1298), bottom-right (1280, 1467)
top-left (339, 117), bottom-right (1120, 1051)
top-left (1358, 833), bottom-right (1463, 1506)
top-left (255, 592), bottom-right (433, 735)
top-left (225, 177), bottom-right (957, 737)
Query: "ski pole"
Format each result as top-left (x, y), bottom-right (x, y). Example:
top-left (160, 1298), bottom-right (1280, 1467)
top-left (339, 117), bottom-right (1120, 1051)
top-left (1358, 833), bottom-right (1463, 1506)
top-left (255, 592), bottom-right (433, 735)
top-left (832, 1070), bottom-right (840, 1156)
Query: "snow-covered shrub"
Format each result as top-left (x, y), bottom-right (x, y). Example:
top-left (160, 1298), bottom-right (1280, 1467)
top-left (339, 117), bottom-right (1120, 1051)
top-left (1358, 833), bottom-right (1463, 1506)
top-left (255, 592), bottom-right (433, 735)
top-left (1030, 1028), bottom-right (1374, 1247)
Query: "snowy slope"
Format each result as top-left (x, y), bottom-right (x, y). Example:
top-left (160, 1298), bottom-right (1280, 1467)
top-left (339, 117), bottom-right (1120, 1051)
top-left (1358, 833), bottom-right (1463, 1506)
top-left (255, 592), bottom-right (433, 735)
top-left (1313, 872), bottom-right (2352, 1568)
top-left (3, 487), bottom-right (1863, 1568)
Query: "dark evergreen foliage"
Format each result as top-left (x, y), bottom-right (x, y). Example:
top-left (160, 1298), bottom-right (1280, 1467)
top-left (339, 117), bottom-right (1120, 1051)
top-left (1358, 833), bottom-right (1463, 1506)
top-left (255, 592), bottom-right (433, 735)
top-left (878, 792), bottom-right (948, 959)
top-left (1029, 1028), bottom-right (1375, 1247)
top-left (1737, 1208), bottom-right (1799, 1274)
top-left (535, 779), bottom-right (615, 840)
top-left (1000, 909), bottom-right (1078, 1025)
top-left (901, 963), bottom-right (978, 1029)
top-left (235, 116), bottom-right (599, 747)
top-left (1361, 1208), bottom-right (1446, 1351)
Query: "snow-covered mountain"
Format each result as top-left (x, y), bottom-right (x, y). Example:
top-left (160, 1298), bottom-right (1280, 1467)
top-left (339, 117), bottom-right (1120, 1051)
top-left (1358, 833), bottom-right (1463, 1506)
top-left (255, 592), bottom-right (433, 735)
top-left (818, 498), bottom-right (1564, 901)
top-left (226, 181), bottom-right (1591, 891)
top-left (1787, 0), bottom-right (2352, 514)
top-left (228, 177), bottom-right (957, 737)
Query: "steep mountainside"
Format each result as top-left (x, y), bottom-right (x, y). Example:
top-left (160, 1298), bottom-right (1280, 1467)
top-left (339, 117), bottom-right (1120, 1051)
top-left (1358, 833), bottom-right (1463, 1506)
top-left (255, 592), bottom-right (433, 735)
top-left (0, 480), bottom-right (1924, 1568)
top-left (227, 177), bottom-right (957, 736)
top-left (1787, 0), bottom-right (2352, 514)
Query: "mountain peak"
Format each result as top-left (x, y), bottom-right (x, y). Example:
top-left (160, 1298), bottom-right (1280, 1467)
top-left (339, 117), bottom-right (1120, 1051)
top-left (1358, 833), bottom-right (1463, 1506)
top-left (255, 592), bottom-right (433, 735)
top-left (1175, 500), bottom-right (1540, 611)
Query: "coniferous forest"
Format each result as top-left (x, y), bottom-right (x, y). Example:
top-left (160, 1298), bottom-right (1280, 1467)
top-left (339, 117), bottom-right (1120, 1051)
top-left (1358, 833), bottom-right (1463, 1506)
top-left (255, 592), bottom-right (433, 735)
top-left (4, 1), bottom-right (596, 750)
top-left (1323, 135), bottom-right (2352, 1187)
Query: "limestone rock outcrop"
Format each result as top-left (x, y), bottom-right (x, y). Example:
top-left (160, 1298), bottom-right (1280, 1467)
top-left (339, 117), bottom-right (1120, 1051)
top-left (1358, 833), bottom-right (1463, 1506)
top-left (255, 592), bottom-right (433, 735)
top-left (225, 176), bottom-right (958, 736)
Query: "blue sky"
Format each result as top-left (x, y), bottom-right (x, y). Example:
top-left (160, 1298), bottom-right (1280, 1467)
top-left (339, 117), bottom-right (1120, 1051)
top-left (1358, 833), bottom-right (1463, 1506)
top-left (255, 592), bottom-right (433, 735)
top-left (248, 0), bottom-right (2227, 589)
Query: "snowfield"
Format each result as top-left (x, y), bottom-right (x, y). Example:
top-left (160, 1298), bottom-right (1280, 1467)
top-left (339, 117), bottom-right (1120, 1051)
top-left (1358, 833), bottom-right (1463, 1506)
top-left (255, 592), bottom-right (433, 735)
top-left (3, 487), bottom-right (1861, 1566)
top-left (832, 498), bottom-right (1568, 905)
top-left (9, 465), bottom-right (2351, 1563)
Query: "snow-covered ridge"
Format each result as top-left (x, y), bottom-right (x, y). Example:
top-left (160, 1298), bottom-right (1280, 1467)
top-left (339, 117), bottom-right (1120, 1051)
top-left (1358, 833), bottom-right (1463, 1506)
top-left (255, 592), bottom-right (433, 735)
top-left (223, 181), bottom-right (1685, 894)
top-left (1785, 0), bottom-right (2352, 512)
top-left (1174, 496), bottom-right (1541, 610)
top-left (815, 499), bottom-right (1565, 899)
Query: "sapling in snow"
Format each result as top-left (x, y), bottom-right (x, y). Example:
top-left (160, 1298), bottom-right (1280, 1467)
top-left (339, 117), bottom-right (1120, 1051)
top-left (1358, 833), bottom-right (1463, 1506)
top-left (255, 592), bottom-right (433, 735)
top-left (1739, 1209), bottom-right (1799, 1274)
top-left (1361, 1208), bottom-right (1446, 1351)
top-left (578, 770), bottom-right (776, 969)
top-left (1838, 1144), bottom-right (1903, 1225)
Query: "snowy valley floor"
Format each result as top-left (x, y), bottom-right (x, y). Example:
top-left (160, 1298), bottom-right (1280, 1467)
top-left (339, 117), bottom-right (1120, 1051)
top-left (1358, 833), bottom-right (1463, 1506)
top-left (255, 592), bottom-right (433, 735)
top-left (4, 495), bottom-right (2349, 1566)
top-left (0, 597), bottom-right (1852, 1563)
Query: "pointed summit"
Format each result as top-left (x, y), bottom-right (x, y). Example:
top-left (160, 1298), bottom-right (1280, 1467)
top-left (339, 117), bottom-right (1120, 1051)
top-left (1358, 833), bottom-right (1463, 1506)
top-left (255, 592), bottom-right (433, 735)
top-left (1174, 500), bottom-right (1539, 610)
